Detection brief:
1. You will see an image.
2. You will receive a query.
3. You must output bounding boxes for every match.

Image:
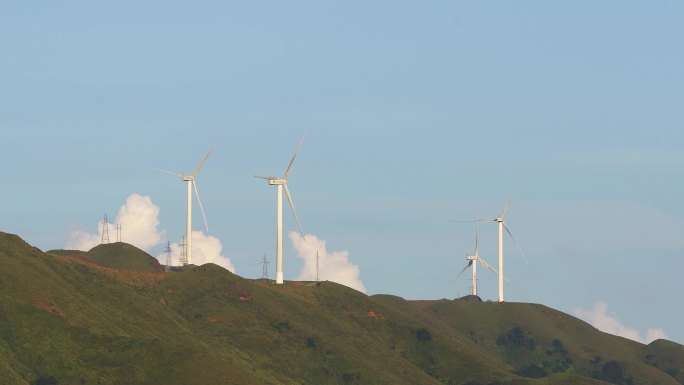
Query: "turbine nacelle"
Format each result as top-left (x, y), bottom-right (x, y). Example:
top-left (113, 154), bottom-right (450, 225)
top-left (253, 175), bottom-right (284, 185)
top-left (181, 175), bottom-right (194, 182)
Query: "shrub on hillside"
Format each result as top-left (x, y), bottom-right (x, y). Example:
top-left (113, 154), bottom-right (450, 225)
top-left (496, 326), bottom-right (535, 350)
top-left (33, 375), bottom-right (58, 385)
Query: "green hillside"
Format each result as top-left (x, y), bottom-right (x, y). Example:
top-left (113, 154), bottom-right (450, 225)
top-left (642, 340), bottom-right (684, 384)
top-left (372, 296), bottom-right (680, 384)
top-left (1, 231), bottom-right (682, 385)
top-left (47, 242), bottom-right (163, 272)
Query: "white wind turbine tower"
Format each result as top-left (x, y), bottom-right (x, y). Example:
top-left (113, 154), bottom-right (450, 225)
top-left (154, 149), bottom-right (213, 265)
top-left (456, 222), bottom-right (498, 297)
top-left (454, 202), bottom-right (526, 302)
top-left (254, 132), bottom-right (306, 285)
top-left (485, 201), bottom-right (527, 303)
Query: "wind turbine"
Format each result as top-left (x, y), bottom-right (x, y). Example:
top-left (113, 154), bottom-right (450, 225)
top-left (485, 201), bottom-right (526, 303)
top-left (154, 149), bottom-right (212, 265)
top-left (456, 222), bottom-right (498, 297)
top-left (452, 202), bottom-right (526, 302)
top-left (254, 132), bottom-right (306, 285)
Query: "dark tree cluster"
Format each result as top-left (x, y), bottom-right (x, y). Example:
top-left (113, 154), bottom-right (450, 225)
top-left (33, 376), bottom-right (58, 385)
top-left (496, 326), bottom-right (536, 350)
top-left (416, 328), bottom-right (432, 342)
top-left (592, 360), bottom-right (634, 385)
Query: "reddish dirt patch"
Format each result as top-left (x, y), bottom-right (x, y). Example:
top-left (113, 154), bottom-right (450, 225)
top-left (69, 254), bottom-right (105, 267)
top-left (367, 310), bottom-right (387, 320)
top-left (35, 297), bottom-right (65, 318)
top-left (57, 254), bottom-right (168, 287)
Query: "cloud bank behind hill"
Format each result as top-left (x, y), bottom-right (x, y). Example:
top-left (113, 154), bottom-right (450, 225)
top-left (574, 301), bottom-right (667, 344)
top-left (67, 194), bottom-right (163, 251)
top-left (158, 231), bottom-right (234, 272)
top-left (289, 231), bottom-right (366, 293)
top-left (66, 193), bottom-right (234, 272)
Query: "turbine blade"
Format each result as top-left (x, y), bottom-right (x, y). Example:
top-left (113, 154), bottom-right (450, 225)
top-left (283, 183), bottom-right (303, 234)
top-left (253, 175), bottom-right (272, 180)
top-left (500, 196), bottom-right (516, 218)
top-left (283, 130), bottom-right (307, 180)
top-left (500, 199), bottom-right (511, 218)
top-left (151, 167), bottom-right (183, 178)
top-left (456, 261), bottom-right (472, 280)
top-left (193, 181), bottom-right (209, 233)
top-left (477, 257), bottom-right (498, 275)
top-left (192, 148), bottom-right (214, 176)
top-left (474, 221), bottom-right (480, 257)
top-left (449, 219), bottom-right (495, 223)
top-left (503, 223), bottom-right (528, 263)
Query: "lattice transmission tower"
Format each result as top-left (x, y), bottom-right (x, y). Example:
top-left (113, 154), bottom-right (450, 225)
top-left (261, 254), bottom-right (269, 280)
top-left (179, 237), bottom-right (187, 266)
top-left (163, 241), bottom-right (172, 272)
top-left (316, 250), bottom-right (320, 283)
top-left (101, 213), bottom-right (110, 244)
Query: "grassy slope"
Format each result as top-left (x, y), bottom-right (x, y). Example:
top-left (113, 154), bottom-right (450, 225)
top-left (372, 296), bottom-right (681, 385)
top-left (2, 233), bottom-right (510, 385)
top-left (153, 267), bottom-right (514, 384)
top-left (642, 339), bottom-right (684, 384)
top-left (48, 242), bottom-right (162, 273)
top-left (2, 232), bottom-right (683, 385)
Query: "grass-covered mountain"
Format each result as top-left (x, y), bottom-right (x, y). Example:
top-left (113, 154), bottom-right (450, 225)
top-left (1, 231), bottom-right (682, 385)
top-left (47, 242), bottom-right (162, 272)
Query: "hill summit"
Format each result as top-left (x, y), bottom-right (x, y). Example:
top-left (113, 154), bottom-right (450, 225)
top-left (1, 231), bottom-right (683, 385)
top-left (48, 241), bottom-right (162, 272)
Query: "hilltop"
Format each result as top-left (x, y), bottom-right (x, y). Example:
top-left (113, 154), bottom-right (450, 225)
top-left (1, 231), bottom-right (682, 385)
top-left (47, 242), bottom-right (163, 272)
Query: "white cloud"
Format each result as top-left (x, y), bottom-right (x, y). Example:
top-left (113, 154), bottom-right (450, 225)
top-left (115, 194), bottom-right (164, 250)
top-left (289, 231), bottom-right (366, 293)
top-left (66, 194), bottom-right (164, 252)
top-left (66, 230), bottom-right (101, 252)
top-left (65, 194), bottom-right (234, 273)
top-left (645, 328), bottom-right (669, 343)
top-left (573, 301), bottom-right (667, 344)
top-left (158, 231), bottom-right (235, 273)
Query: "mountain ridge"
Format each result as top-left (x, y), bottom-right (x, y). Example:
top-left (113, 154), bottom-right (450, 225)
top-left (1, 231), bottom-right (682, 385)
top-left (47, 242), bottom-right (162, 272)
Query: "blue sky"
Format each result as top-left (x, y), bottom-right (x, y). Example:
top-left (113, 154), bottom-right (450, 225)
top-left (1, 1), bottom-right (683, 343)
